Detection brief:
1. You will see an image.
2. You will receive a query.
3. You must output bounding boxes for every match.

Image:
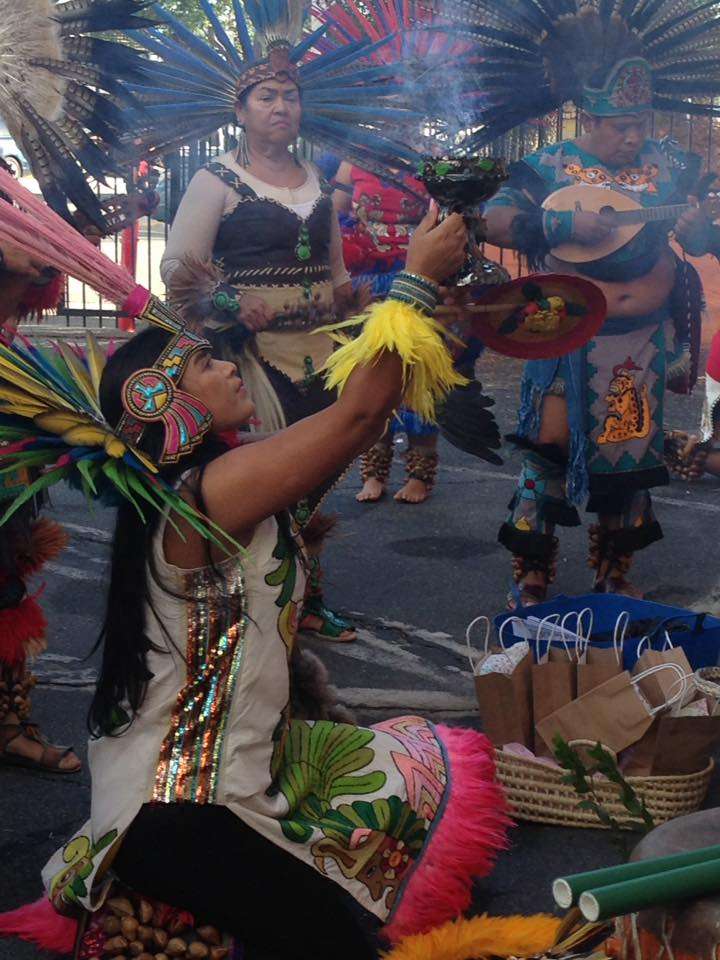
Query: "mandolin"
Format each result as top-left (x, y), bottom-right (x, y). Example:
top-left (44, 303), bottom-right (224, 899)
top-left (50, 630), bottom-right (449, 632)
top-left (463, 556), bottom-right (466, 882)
top-left (542, 183), bottom-right (694, 263)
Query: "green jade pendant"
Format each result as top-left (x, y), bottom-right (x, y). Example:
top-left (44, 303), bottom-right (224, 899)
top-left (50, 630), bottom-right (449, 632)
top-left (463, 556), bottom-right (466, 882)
top-left (295, 224), bottom-right (311, 261)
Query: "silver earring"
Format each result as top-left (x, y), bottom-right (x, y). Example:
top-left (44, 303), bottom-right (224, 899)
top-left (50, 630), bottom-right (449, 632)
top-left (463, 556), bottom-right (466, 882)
top-left (237, 126), bottom-right (249, 167)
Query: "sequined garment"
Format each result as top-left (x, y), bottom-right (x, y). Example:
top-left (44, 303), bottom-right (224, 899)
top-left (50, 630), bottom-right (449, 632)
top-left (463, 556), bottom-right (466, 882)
top-left (153, 567), bottom-right (247, 804)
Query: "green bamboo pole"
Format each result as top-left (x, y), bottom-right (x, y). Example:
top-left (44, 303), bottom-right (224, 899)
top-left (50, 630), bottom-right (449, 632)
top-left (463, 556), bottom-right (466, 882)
top-left (553, 844), bottom-right (720, 908)
top-left (579, 858), bottom-right (720, 922)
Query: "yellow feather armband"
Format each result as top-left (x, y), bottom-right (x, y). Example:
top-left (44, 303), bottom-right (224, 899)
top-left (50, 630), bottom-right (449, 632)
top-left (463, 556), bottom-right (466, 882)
top-left (318, 299), bottom-right (465, 423)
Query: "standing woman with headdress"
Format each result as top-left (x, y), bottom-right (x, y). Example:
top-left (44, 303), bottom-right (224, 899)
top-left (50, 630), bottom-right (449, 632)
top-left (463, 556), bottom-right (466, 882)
top-left (160, 64), bottom-right (364, 642)
top-left (151, 0), bottom-right (433, 645)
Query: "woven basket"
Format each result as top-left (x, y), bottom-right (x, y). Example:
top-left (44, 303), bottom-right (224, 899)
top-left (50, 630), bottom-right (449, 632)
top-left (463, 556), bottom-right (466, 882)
top-left (494, 749), bottom-right (714, 829)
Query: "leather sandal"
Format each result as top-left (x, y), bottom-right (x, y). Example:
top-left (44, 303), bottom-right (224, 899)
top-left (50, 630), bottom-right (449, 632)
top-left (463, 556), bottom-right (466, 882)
top-left (299, 599), bottom-right (357, 643)
top-left (0, 722), bottom-right (81, 774)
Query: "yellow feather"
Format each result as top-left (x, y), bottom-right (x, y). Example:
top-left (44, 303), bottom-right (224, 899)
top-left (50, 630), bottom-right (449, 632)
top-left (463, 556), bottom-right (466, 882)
top-left (381, 914), bottom-right (563, 960)
top-left (104, 435), bottom-right (129, 459)
top-left (0, 393), bottom-right (49, 417)
top-left (84, 332), bottom-right (107, 395)
top-left (0, 364), bottom-right (64, 404)
top-left (35, 411), bottom-right (89, 435)
top-left (318, 301), bottom-right (465, 424)
top-left (62, 424), bottom-right (115, 447)
top-left (56, 343), bottom-right (101, 413)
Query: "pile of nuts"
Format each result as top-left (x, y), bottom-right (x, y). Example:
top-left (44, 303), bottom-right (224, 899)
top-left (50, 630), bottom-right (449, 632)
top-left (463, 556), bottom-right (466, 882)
top-left (83, 895), bottom-right (231, 960)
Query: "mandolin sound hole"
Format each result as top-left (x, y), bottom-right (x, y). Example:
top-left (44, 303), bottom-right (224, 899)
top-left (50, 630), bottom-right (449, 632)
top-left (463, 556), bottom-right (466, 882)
top-left (599, 204), bottom-right (618, 222)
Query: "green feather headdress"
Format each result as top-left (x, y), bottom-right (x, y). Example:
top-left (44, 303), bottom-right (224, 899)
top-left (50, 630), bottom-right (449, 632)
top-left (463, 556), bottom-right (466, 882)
top-left (0, 167), bottom-right (237, 551)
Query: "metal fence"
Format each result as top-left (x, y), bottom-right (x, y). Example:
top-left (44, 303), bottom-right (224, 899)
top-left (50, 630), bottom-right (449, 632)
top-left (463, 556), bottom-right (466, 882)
top-left (54, 128), bottom-right (236, 328)
top-left (49, 108), bottom-right (720, 327)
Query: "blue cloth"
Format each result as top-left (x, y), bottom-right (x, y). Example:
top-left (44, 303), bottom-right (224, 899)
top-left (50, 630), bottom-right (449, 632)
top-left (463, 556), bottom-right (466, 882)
top-left (516, 307), bottom-right (669, 504)
top-left (351, 267), bottom-right (402, 298)
top-left (389, 407), bottom-right (439, 438)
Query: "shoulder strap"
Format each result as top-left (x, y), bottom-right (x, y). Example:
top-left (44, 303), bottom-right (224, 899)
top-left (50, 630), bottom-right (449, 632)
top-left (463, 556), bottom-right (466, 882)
top-left (205, 161), bottom-right (258, 200)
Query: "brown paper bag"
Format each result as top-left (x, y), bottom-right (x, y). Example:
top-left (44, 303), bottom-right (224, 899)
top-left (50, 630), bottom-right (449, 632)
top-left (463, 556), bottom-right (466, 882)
top-left (623, 714), bottom-right (720, 776)
top-left (577, 645), bottom-right (623, 697)
top-left (535, 670), bottom-right (655, 756)
top-left (474, 649), bottom-right (533, 747)
top-left (632, 644), bottom-right (693, 710)
top-left (577, 610), bottom-right (627, 697)
top-left (533, 642), bottom-right (577, 757)
top-left (466, 615), bottom-right (534, 748)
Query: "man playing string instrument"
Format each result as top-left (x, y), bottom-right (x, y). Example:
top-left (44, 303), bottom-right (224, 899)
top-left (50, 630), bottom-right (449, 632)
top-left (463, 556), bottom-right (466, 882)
top-left (485, 55), bottom-right (716, 607)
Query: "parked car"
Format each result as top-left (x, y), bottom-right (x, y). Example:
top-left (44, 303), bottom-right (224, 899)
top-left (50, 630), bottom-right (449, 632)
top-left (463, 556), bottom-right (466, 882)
top-left (0, 124), bottom-right (26, 178)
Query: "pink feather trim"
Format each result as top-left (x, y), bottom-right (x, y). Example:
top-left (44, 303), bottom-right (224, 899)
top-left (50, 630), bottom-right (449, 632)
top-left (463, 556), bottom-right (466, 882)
top-left (0, 897), bottom-right (78, 955)
top-left (121, 285), bottom-right (151, 318)
top-left (383, 726), bottom-right (512, 943)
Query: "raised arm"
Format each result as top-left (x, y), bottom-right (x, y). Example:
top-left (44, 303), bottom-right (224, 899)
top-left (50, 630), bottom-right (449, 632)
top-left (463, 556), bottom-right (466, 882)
top-left (159, 168), bottom-right (227, 284)
top-left (200, 209), bottom-right (466, 541)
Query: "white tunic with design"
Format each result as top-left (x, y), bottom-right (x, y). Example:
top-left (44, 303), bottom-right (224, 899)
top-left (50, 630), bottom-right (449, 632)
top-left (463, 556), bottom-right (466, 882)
top-left (41, 512), bottom-right (478, 933)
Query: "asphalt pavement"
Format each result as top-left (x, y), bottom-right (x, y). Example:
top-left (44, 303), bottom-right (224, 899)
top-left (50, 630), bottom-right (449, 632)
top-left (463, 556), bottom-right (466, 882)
top-left (2, 351), bottom-right (720, 957)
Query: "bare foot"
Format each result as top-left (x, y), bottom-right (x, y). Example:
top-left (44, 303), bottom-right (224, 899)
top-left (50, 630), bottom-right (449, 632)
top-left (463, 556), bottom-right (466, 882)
top-left (394, 478), bottom-right (431, 503)
top-left (356, 478), bottom-right (386, 502)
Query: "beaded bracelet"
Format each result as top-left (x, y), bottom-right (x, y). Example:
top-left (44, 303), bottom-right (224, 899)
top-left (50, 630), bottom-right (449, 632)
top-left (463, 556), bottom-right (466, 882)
top-left (389, 271), bottom-right (440, 315)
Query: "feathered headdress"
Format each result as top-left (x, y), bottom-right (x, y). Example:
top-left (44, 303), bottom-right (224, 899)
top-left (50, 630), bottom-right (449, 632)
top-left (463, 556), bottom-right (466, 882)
top-left (448, 0), bottom-right (720, 147)
top-left (0, 0), bottom-right (154, 231)
top-left (315, 0), bottom-right (480, 142)
top-left (0, 167), bottom-right (233, 548)
top-left (118, 0), bottom-right (431, 175)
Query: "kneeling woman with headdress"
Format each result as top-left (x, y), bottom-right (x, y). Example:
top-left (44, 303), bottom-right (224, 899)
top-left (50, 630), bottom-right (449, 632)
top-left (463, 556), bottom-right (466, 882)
top-left (0, 188), bottom-right (509, 960)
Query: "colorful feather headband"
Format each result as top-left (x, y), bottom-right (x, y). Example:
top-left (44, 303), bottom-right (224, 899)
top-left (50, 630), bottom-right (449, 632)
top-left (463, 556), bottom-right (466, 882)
top-left (0, 169), bottom-right (230, 547)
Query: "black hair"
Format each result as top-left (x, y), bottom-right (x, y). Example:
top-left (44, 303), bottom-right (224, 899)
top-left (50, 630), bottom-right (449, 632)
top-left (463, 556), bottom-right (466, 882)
top-left (88, 328), bottom-right (229, 738)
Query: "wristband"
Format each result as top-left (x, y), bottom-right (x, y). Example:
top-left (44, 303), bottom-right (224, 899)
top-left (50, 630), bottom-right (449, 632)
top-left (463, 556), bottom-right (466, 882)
top-left (542, 209), bottom-right (575, 247)
top-left (389, 271), bottom-right (440, 315)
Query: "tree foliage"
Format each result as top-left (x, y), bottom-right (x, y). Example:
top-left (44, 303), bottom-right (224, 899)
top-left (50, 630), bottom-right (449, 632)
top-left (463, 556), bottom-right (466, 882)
top-left (158, 0), bottom-right (236, 37)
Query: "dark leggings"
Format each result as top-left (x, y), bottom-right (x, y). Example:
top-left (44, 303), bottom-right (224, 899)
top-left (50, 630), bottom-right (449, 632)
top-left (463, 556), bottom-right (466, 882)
top-left (113, 803), bottom-right (380, 960)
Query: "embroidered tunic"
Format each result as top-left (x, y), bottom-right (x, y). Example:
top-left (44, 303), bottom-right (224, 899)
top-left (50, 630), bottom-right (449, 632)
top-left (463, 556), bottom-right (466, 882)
top-left (487, 138), bottom-right (700, 503)
top-left (42, 511), bottom-right (507, 935)
top-left (160, 152), bottom-right (351, 384)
